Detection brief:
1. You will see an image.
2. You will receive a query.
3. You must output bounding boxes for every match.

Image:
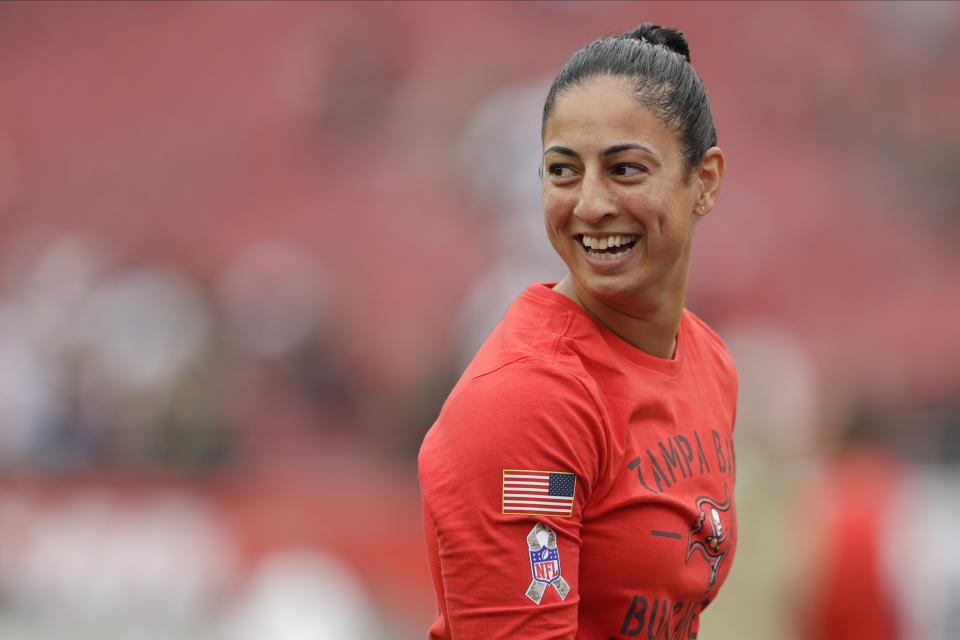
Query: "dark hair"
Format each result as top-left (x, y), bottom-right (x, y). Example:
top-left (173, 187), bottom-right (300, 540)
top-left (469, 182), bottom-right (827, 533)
top-left (542, 23), bottom-right (717, 175)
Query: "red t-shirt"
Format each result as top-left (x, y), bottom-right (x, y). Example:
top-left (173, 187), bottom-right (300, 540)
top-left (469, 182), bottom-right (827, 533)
top-left (419, 283), bottom-right (738, 639)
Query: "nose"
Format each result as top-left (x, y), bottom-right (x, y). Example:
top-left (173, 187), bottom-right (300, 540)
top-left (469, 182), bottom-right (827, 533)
top-left (573, 171), bottom-right (617, 224)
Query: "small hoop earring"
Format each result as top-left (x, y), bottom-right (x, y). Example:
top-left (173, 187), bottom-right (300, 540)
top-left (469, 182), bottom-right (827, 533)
top-left (700, 206), bottom-right (705, 213)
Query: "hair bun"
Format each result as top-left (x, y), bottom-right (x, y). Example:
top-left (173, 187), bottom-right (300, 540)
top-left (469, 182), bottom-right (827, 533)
top-left (622, 23), bottom-right (690, 62)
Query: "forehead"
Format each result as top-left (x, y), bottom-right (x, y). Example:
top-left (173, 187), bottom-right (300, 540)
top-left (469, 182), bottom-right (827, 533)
top-left (543, 76), bottom-right (679, 156)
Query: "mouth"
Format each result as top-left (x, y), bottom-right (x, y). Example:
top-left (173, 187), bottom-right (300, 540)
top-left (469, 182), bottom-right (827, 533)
top-left (577, 234), bottom-right (639, 261)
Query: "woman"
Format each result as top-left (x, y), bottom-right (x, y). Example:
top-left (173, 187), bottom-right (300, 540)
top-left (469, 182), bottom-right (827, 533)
top-left (419, 24), bottom-right (736, 639)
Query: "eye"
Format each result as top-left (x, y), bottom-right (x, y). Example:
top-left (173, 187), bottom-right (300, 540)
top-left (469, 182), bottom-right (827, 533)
top-left (547, 164), bottom-right (576, 179)
top-left (612, 164), bottom-right (646, 177)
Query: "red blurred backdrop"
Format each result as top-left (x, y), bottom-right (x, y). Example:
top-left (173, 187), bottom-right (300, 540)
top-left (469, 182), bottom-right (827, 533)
top-left (0, 2), bottom-right (957, 638)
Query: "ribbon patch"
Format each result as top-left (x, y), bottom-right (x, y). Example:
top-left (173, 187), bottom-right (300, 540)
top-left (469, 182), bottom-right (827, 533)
top-left (525, 523), bottom-right (570, 604)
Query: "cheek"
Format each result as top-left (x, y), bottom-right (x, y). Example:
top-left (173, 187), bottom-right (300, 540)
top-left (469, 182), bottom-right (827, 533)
top-left (651, 211), bottom-right (696, 261)
top-left (542, 191), bottom-right (571, 232)
top-left (635, 193), bottom-right (689, 240)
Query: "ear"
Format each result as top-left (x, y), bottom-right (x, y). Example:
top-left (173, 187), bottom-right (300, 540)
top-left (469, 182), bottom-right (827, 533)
top-left (694, 146), bottom-right (725, 217)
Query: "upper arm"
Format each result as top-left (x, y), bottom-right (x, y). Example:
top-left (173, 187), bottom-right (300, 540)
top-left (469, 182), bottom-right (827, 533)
top-left (419, 361), bottom-right (606, 639)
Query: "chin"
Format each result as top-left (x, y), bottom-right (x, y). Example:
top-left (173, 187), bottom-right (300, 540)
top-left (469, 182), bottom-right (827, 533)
top-left (576, 272), bottom-right (643, 306)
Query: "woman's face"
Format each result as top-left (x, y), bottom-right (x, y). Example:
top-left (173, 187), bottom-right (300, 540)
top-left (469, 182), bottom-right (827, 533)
top-left (542, 75), bottom-right (716, 314)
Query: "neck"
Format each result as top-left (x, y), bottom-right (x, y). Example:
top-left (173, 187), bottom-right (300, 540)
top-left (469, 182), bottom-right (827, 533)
top-left (553, 275), bottom-right (685, 360)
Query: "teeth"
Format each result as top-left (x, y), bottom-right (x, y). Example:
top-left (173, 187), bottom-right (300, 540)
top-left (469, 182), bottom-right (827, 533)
top-left (593, 249), bottom-right (630, 260)
top-left (581, 234), bottom-right (637, 251)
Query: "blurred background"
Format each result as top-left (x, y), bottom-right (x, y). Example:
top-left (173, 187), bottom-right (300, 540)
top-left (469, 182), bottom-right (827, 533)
top-left (0, 1), bottom-right (957, 638)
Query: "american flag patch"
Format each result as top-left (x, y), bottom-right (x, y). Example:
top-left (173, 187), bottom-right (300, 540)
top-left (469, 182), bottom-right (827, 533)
top-left (502, 470), bottom-right (576, 517)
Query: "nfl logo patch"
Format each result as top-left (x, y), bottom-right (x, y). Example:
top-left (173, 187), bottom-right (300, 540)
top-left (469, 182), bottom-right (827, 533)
top-left (530, 546), bottom-right (561, 585)
top-left (524, 523), bottom-right (570, 604)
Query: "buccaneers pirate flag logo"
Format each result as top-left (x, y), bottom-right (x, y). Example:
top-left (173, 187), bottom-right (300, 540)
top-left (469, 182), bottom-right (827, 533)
top-left (686, 485), bottom-right (733, 592)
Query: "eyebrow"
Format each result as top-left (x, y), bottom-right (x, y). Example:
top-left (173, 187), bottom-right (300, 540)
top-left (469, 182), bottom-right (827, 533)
top-left (543, 145), bottom-right (579, 157)
top-left (602, 143), bottom-right (656, 157)
top-left (543, 143), bottom-right (657, 158)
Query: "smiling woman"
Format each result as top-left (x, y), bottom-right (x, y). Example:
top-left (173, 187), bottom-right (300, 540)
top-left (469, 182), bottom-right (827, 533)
top-left (419, 23), bottom-right (738, 640)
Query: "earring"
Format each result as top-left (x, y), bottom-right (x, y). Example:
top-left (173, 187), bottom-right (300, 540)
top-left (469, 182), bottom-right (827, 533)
top-left (700, 206), bottom-right (705, 213)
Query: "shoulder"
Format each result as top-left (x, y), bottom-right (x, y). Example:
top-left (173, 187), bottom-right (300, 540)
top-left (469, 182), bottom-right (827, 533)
top-left (464, 284), bottom-right (581, 376)
top-left (432, 356), bottom-right (604, 449)
top-left (419, 356), bottom-right (608, 499)
top-left (447, 286), bottom-right (608, 425)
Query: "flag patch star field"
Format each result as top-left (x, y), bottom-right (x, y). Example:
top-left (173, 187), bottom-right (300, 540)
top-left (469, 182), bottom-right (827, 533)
top-left (502, 470), bottom-right (576, 516)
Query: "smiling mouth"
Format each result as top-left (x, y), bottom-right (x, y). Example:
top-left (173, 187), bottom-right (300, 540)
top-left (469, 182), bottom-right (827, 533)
top-left (578, 234), bottom-right (638, 260)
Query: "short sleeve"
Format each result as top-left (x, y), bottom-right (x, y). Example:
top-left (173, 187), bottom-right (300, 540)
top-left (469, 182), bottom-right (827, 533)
top-left (418, 358), bottom-right (607, 639)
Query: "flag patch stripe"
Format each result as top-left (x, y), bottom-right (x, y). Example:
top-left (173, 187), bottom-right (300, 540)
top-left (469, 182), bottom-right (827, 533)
top-left (502, 470), bottom-right (576, 517)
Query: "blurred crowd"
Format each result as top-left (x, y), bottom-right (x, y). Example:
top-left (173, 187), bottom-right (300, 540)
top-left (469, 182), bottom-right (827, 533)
top-left (0, 2), bottom-right (958, 639)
